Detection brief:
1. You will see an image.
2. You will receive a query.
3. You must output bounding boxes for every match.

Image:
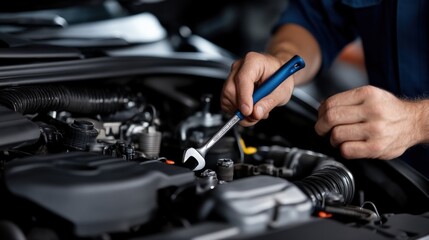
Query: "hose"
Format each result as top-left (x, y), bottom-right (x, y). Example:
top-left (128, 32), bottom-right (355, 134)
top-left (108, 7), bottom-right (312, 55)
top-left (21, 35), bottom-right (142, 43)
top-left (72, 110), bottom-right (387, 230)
top-left (0, 85), bottom-right (131, 114)
top-left (259, 146), bottom-right (355, 206)
top-left (293, 159), bottom-right (355, 206)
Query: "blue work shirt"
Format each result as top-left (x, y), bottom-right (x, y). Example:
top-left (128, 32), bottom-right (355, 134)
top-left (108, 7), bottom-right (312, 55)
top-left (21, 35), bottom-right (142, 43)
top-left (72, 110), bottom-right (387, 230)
top-left (276, 0), bottom-right (429, 178)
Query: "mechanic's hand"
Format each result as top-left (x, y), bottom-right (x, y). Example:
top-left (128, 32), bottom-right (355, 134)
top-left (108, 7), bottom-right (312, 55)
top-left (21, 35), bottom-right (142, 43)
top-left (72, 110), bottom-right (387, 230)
top-left (315, 85), bottom-right (422, 160)
top-left (221, 52), bottom-right (296, 127)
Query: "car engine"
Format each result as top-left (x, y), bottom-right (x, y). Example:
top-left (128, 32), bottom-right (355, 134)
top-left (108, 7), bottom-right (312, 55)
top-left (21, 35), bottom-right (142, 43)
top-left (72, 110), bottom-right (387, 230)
top-left (0, 74), bottom-right (428, 240)
top-left (0, 3), bottom-right (428, 239)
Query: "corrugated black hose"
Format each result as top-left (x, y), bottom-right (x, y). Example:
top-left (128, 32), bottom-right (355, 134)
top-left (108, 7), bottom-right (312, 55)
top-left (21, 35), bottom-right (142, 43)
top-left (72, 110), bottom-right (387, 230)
top-left (293, 159), bottom-right (355, 206)
top-left (260, 146), bottom-right (355, 206)
top-left (0, 85), bottom-right (131, 114)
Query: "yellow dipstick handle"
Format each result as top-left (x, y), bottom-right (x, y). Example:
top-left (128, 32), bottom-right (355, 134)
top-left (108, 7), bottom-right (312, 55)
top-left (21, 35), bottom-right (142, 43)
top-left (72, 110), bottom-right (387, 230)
top-left (239, 138), bottom-right (257, 155)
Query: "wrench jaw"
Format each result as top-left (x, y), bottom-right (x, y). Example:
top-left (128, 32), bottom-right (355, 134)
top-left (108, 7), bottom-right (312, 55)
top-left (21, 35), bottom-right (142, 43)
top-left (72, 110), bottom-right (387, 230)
top-left (183, 147), bottom-right (206, 171)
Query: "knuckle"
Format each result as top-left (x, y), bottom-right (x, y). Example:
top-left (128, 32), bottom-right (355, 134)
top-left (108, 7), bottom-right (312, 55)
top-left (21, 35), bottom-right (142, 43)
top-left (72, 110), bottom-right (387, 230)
top-left (368, 142), bottom-right (384, 156)
top-left (339, 144), bottom-right (353, 159)
top-left (323, 98), bottom-right (335, 109)
top-left (236, 70), bottom-right (250, 84)
top-left (366, 103), bottom-right (383, 115)
top-left (229, 60), bottom-right (244, 77)
top-left (368, 122), bottom-right (384, 136)
top-left (357, 85), bottom-right (375, 96)
top-left (324, 108), bottom-right (338, 124)
top-left (330, 137), bottom-right (338, 147)
top-left (330, 127), bottom-right (342, 143)
top-left (243, 52), bottom-right (266, 68)
top-left (231, 60), bottom-right (241, 70)
top-left (262, 97), bottom-right (276, 109)
top-left (263, 113), bottom-right (270, 120)
top-left (221, 84), bottom-right (234, 99)
top-left (235, 77), bottom-right (246, 87)
top-left (244, 51), bottom-right (260, 60)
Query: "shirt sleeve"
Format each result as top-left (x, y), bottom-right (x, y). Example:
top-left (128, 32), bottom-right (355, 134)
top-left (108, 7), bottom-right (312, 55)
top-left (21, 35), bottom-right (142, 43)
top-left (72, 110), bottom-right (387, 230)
top-left (273, 0), bottom-right (359, 73)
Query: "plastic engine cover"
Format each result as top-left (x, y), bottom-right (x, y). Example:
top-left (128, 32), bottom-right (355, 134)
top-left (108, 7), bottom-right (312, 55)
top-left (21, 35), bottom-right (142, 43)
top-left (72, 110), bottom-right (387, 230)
top-left (0, 105), bottom-right (40, 150)
top-left (4, 152), bottom-right (195, 237)
top-left (211, 175), bottom-right (313, 234)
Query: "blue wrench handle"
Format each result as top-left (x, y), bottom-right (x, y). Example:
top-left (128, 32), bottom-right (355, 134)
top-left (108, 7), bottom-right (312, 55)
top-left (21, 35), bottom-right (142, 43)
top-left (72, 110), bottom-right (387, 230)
top-left (235, 55), bottom-right (305, 120)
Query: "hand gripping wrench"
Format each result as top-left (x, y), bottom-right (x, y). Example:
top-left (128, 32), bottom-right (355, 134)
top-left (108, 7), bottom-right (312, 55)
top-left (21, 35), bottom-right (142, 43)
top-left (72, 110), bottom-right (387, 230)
top-left (183, 55), bottom-right (305, 171)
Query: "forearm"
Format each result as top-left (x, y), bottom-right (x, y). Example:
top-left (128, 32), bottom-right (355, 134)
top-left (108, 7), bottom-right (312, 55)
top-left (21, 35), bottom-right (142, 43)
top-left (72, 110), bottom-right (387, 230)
top-left (266, 24), bottom-right (322, 86)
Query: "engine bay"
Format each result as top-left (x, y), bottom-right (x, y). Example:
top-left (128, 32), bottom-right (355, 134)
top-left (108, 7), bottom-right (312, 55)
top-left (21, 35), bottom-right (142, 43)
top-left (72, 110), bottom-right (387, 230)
top-left (0, 4), bottom-right (428, 238)
top-left (0, 74), bottom-right (428, 240)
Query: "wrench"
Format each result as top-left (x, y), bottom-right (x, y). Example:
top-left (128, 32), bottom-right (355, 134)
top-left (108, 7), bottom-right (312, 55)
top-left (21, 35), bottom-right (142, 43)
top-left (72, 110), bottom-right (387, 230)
top-left (182, 55), bottom-right (305, 171)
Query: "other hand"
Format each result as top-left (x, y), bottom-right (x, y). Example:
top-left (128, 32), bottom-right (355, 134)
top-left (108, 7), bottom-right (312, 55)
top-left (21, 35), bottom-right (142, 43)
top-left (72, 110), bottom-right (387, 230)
top-left (315, 85), bottom-right (422, 160)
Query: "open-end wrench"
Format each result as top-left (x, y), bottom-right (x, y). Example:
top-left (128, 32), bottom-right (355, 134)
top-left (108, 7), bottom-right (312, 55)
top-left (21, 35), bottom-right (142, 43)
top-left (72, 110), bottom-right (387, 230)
top-left (183, 55), bottom-right (305, 171)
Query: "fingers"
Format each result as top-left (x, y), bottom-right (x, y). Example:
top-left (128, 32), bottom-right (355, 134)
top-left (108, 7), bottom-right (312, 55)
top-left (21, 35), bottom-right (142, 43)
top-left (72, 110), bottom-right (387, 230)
top-left (238, 113), bottom-right (271, 127)
top-left (339, 141), bottom-right (371, 159)
top-left (220, 96), bottom-right (235, 115)
top-left (222, 54), bottom-right (261, 117)
top-left (315, 105), bottom-right (365, 136)
top-left (329, 123), bottom-right (368, 147)
top-left (316, 86), bottom-right (413, 160)
top-left (234, 53), bottom-right (264, 116)
top-left (221, 59), bottom-right (242, 115)
top-left (339, 140), bottom-right (391, 160)
top-left (252, 77), bottom-right (294, 119)
top-left (318, 87), bottom-right (368, 119)
top-left (221, 52), bottom-right (293, 126)
top-left (316, 86), bottom-right (385, 136)
top-left (316, 88), bottom-right (373, 158)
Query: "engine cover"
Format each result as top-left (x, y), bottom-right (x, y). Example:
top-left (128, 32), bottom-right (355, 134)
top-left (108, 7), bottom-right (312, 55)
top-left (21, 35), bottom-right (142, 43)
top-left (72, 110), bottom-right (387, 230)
top-left (4, 152), bottom-right (195, 237)
top-left (0, 105), bottom-right (40, 150)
